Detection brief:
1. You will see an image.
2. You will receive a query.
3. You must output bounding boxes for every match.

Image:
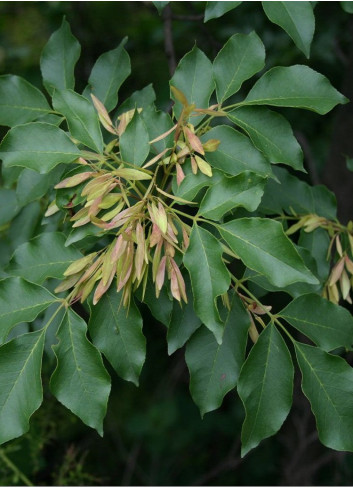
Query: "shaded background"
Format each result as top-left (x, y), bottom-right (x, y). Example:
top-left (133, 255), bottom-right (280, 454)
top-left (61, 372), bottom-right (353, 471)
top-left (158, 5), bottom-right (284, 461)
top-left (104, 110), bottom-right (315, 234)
top-left (1, 1), bottom-right (353, 485)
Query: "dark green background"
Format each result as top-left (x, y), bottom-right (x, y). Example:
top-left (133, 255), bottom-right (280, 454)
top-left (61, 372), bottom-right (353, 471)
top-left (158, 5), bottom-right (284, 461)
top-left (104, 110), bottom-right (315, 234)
top-left (1, 2), bottom-right (353, 485)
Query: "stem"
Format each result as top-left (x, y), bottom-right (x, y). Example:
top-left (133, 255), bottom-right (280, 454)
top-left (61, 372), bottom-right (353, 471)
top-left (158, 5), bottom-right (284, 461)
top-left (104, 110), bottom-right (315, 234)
top-left (0, 448), bottom-right (34, 486)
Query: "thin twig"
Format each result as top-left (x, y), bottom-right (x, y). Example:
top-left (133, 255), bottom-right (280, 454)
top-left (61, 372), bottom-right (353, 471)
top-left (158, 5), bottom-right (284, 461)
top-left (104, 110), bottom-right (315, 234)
top-left (0, 448), bottom-right (34, 486)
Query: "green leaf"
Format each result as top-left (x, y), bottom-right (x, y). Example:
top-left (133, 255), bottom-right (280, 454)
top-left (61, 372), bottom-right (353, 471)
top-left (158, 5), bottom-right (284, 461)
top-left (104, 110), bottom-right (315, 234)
top-left (0, 277), bottom-right (56, 343)
top-left (6, 232), bottom-right (82, 285)
top-left (40, 18), bottom-right (81, 96)
top-left (201, 126), bottom-right (272, 178)
top-left (213, 32), bottom-right (265, 103)
top-left (0, 329), bottom-right (45, 444)
top-left (0, 123), bottom-right (81, 174)
top-left (88, 288), bottom-right (146, 386)
top-left (183, 225), bottom-right (230, 344)
top-left (219, 218), bottom-right (319, 287)
top-left (170, 46), bottom-right (214, 125)
top-left (139, 276), bottom-right (173, 327)
top-left (167, 274), bottom-right (202, 355)
top-left (238, 323), bottom-right (294, 456)
top-left (116, 84), bottom-right (156, 116)
top-left (120, 111), bottom-right (150, 166)
top-left (260, 166), bottom-right (337, 219)
top-left (341, 1), bottom-right (353, 13)
top-left (173, 167), bottom-right (221, 202)
top-left (204, 1), bottom-right (242, 22)
top-left (199, 171), bottom-right (266, 220)
top-left (243, 65), bottom-right (348, 114)
top-left (0, 188), bottom-right (19, 226)
top-left (295, 342), bottom-right (353, 451)
top-left (153, 1), bottom-right (169, 13)
top-left (50, 308), bottom-right (111, 435)
top-left (280, 294), bottom-right (353, 352)
top-left (141, 105), bottom-right (174, 154)
top-left (262, 2), bottom-right (315, 58)
top-left (186, 293), bottom-right (250, 416)
top-left (52, 89), bottom-right (104, 153)
top-left (228, 107), bottom-right (304, 171)
top-left (299, 228), bottom-right (330, 282)
top-left (84, 38), bottom-right (131, 112)
top-left (16, 166), bottom-right (64, 207)
top-left (0, 75), bottom-right (51, 127)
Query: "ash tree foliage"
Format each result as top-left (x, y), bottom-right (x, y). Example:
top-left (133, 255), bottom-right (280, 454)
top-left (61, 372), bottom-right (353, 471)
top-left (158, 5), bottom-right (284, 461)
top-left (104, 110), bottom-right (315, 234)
top-left (0, 1), bottom-right (353, 457)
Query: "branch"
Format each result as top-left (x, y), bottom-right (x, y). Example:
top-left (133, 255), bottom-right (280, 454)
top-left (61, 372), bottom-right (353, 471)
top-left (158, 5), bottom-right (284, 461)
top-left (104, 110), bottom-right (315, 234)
top-left (162, 4), bottom-right (177, 77)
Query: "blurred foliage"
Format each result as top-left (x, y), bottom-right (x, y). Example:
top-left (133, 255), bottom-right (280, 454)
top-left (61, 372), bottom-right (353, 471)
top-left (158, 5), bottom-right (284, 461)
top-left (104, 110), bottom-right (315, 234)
top-left (1, 1), bottom-right (353, 485)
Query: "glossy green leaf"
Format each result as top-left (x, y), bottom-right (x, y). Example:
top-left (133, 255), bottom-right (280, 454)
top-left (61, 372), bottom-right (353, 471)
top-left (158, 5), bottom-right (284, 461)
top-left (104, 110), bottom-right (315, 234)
top-left (213, 32), bottom-right (265, 103)
top-left (238, 323), bottom-right (294, 456)
top-left (219, 218), bottom-right (319, 287)
top-left (0, 188), bottom-right (19, 226)
top-left (116, 84), bottom-right (156, 116)
top-left (280, 294), bottom-right (353, 352)
top-left (184, 225), bottom-right (230, 344)
top-left (199, 171), bottom-right (266, 220)
top-left (88, 288), bottom-right (146, 386)
top-left (260, 166), bottom-right (337, 220)
top-left (228, 107), bottom-right (304, 171)
top-left (173, 167), bottom-right (221, 202)
top-left (295, 342), bottom-right (353, 451)
top-left (0, 123), bottom-right (81, 174)
top-left (0, 75), bottom-right (51, 127)
top-left (0, 277), bottom-right (56, 343)
top-left (141, 105), bottom-right (174, 154)
top-left (6, 232), bottom-right (82, 285)
top-left (299, 228), bottom-right (330, 282)
top-left (204, 1), bottom-right (242, 22)
top-left (120, 111), bottom-right (150, 166)
top-left (40, 19), bottom-right (81, 96)
top-left (52, 89), bottom-right (104, 153)
top-left (167, 274), bottom-right (202, 355)
top-left (84, 38), bottom-right (131, 112)
top-left (186, 293), bottom-right (250, 416)
top-left (0, 329), bottom-right (45, 444)
top-left (244, 65), bottom-right (348, 114)
top-left (170, 46), bottom-right (214, 125)
top-left (16, 166), bottom-right (63, 207)
top-left (50, 308), bottom-right (111, 435)
top-left (262, 2), bottom-right (315, 58)
top-left (201, 126), bottom-right (272, 177)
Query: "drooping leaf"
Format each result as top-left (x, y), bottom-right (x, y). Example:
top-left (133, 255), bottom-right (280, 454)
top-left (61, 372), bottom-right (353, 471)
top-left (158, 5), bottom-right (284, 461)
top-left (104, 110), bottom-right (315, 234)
top-left (0, 75), bottom-right (51, 127)
top-left (0, 188), bottom-right (19, 226)
top-left (16, 166), bottom-right (64, 207)
top-left (238, 323), bottom-right (294, 456)
top-left (50, 308), bottom-right (111, 435)
top-left (40, 18), bottom-right (81, 96)
top-left (0, 329), bottom-right (45, 444)
top-left (88, 288), bottom-right (146, 386)
top-left (84, 38), bottom-right (131, 112)
top-left (0, 277), bottom-right (56, 343)
top-left (201, 126), bottom-right (272, 177)
top-left (295, 341), bottom-right (353, 451)
top-left (0, 123), bottom-right (81, 174)
top-left (243, 65), bottom-right (348, 114)
top-left (170, 46), bottom-right (214, 125)
top-left (260, 166), bottom-right (337, 219)
top-left (213, 32), bottom-right (265, 103)
top-left (228, 106), bottom-right (304, 171)
top-left (204, 1), bottom-right (242, 22)
top-left (120, 111), bottom-right (150, 166)
top-left (6, 232), bottom-right (82, 285)
top-left (280, 294), bottom-right (353, 352)
top-left (219, 218), bottom-right (319, 287)
top-left (199, 171), bottom-right (266, 220)
top-left (167, 274), bottom-right (202, 355)
top-left (183, 225), bottom-right (230, 344)
top-left (186, 293), bottom-right (250, 416)
top-left (262, 2), bottom-right (315, 58)
top-left (52, 89), bottom-right (104, 153)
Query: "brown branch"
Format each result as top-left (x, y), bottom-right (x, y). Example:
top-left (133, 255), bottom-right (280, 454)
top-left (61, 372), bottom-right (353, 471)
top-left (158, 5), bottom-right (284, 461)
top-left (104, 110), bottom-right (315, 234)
top-left (162, 4), bottom-right (177, 77)
top-left (172, 14), bottom-right (204, 21)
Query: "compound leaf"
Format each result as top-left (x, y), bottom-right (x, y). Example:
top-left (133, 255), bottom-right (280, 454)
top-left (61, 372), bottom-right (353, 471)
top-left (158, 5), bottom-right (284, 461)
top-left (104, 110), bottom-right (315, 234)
top-left (0, 122), bottom-right (81, 174)
top-left (238, 323), bottom-right (294, 456)
top-left (88, 288), bottom-right (146, 386)
top-left (0, 329), bottom-right (45, 444)
top-left (50, 308), bottom-right (111, 436)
